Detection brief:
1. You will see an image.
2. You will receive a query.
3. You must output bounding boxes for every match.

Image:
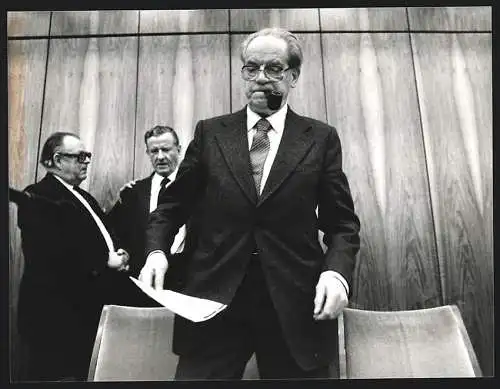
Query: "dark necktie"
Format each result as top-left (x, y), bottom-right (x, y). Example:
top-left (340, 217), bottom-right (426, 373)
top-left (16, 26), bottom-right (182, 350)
top-left (249, 118), bottom-right (272, 195)
top-left (158, 177), bottom-right (170, 202)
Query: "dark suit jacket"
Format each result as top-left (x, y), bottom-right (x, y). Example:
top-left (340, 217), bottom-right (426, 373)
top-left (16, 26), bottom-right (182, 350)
top-left (145, 107), bottom-right (361, 370)
top-left (107, 175), bottom-right (153, 277)
top-left (107, 175), bottom-right (188, 290)
top-left (16, 174), bottom-right (133, 358)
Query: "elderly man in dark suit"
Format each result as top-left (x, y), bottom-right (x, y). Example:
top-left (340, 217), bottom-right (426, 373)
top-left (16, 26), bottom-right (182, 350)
top-left (108, 125), bottom-right (186, 289)
top-left (13, 132), bottom-right (135, 381)
top-left (140, 28), bottom-right (361, 379)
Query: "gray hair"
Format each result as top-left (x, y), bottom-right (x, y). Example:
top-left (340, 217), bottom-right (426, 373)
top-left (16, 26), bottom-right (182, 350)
top-left (240, 28), bottom-right (303, 70)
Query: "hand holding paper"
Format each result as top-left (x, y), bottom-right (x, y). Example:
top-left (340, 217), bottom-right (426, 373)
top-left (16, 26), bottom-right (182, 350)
top-left (130, 277), bottom-right (227, 322)
top-left (139, 251), bottom-right (169, 290)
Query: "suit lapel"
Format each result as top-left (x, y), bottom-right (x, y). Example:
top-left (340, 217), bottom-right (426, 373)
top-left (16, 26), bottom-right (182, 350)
top-left (44, 174), bottom-right (82, 209)
top-left (258, 109), bottom-right (315, 206)
top-left (214, 109), bottom-right (258, 204)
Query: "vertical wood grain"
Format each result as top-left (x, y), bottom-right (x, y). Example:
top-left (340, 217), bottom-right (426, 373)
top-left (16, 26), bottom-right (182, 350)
top-left (411, 32), bottom-right (492, 376)
top-left (407, 7), bottom-right (491, 31)
top-left (230, 33), bottom-right (326, 120)
top-left (319, 8), bottom-right (408, 31)
top-left (139, 10), bottom-right (229, 33)
top-left (135, 34), bottom-right (230, 179)
top-left (50, 10), bottom-right (139, 35)
top-left (7, 11), bottom-right (51, 37)
top-left (322, 33), bottom-right (440, 311)
top-left (230, 8), bottom-right (319, 31)
top-left (8, 39), bottom-right (49, 381)
top-left (39, 37), bottom-right (138, 211)
top-left (172, 14), bottom-right (195, 157)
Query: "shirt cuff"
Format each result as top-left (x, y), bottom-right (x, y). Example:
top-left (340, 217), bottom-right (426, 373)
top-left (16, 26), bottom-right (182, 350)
top-left (146, 250), bottom-right (166, 260)
top-left (329, 271), bottom-right (350, 296)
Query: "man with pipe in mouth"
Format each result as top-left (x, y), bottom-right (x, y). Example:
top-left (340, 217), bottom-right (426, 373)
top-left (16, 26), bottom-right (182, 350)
top-left (140, 28), bottom-right (361, 379)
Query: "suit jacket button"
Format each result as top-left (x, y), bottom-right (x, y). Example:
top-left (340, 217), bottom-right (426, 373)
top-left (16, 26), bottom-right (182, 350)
top-left (90, 270), bottom-right (100, 277)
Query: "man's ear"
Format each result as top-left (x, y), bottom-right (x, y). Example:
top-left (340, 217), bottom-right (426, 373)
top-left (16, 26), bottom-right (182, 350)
top-left (52, 153), bottom-right (62, 168)
top-left (289, 68), bottom-right (300, 88)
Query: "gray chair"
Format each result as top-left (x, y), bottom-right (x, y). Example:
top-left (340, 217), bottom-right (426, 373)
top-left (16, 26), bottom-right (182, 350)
top-left (88, 305), bottom-right (259, 381)
top-left (338, 305), bottom-right (482, 378)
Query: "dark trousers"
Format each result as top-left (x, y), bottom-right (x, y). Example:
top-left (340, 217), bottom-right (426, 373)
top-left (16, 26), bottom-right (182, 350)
top-left (175, 255), bottom-right (330, 380)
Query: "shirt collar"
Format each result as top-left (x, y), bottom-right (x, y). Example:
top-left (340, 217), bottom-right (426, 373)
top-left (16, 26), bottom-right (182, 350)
top-left (247, 103), bottom-right (288, 135)
top-left (53, 173), bottom-right (77, 191)
top-left (152, 169), bottom-right (177, 186)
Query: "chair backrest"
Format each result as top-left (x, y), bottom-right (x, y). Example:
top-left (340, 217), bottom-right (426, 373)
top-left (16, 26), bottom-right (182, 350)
top-left (88, 305), bottom-right (178, 381)
top-left (88, 304), bottom-right (260, 381)
top-left (338, 305), bottom-right (482, 378)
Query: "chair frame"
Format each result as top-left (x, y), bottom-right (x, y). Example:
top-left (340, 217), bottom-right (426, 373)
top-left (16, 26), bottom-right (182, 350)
top-left (87, 305), bottom-right (111, 381)
top-left (338, 305), bottom-right (483, 379)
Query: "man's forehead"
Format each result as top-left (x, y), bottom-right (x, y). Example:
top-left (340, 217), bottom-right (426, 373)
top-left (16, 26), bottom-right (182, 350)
top-left (60, 135), bottom-right (84, 150)
top-left (147, 133), bottom-right (177, 146)
top-left (244, 36), bottom-right (288, 59)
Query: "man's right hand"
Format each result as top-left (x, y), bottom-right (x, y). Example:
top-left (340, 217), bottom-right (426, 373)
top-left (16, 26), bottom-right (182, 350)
top-left (139, 251), bottom-right (169, 290)
top-left (111, 180), bottom-right (137, 206)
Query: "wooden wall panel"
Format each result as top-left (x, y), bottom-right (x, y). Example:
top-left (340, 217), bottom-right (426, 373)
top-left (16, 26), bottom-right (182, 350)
top-left (322, 33), bottom-right (440, 311)
top-left (139, 10), bottom-right (229, 33)
top-left (230, 33), bottom-right (326, 120)
top-left (8, 39), bottom-right (49, 382)
top-left (50, 11), bottom-right (139, 35)
top-left (411, 33), bottom-right (493, 376)
top-left (319, 8), bottom-right (408, 31)
top-left (135, 34), bottom-right (230, 179)
top-left (408, 7), bottom-right (491, 31)
top-left (7, 11), bottom-right (51, 37)
top-left (38, 37), bottom-right (138, 211)
top-left (230, 9), bottom-right (319, 31)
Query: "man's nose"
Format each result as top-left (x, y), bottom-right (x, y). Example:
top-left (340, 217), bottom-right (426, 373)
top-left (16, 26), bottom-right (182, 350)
top-left (157, 150), bottom-right (167, 159)
top-left (254, 68), bottom-right (270, 83)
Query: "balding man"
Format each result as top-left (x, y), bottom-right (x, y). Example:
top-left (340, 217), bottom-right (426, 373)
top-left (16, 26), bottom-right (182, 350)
top-left (14, 132), bottom-right (135, 381)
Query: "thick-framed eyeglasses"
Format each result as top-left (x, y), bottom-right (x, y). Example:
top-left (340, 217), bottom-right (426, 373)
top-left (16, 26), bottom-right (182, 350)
top-left (56, 151), bottom-right (92, 163)
top-left (241, 64), bottom-right (291, 81)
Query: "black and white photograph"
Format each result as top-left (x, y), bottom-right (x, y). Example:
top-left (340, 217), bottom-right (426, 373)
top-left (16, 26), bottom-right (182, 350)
top-left (5, 6), bottom-right (493, 382)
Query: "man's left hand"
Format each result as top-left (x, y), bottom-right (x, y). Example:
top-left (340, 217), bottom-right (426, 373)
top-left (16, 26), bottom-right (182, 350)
top-left (108, 248), bottom-right (130, 272)
top-left (313, 271), bottom-right (348, 320)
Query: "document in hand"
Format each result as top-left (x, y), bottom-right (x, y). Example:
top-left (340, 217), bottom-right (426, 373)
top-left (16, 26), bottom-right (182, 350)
top-left (129, 277), bottom-right (227, 322)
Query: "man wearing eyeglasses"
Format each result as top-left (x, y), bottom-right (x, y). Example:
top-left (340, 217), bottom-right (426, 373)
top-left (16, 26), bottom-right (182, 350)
top-left (14, 132), bottom-right (134, 381)
top-left (141, 28), bottom-right (360, 379)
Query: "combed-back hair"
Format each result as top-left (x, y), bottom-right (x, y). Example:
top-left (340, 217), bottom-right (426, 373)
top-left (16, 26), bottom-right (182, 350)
top-left (40, 131), bottom-right (79, 168)
top-left (240, 28), bottom-right (303, 70)
top-left (144, 125), bottom-right (180, 147)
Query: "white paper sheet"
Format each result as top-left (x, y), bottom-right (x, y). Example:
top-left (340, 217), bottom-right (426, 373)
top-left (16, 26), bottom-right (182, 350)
top-left (129, 277), bottom-right (227, 322)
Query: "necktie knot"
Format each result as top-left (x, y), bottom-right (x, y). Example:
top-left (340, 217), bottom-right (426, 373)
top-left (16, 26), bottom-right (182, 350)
top-left (255, 118), bottom-right (271, 133)
top-left (158, 177), bottom-right (170, 201)
top-left (160, 177), bottom-right (170, 188)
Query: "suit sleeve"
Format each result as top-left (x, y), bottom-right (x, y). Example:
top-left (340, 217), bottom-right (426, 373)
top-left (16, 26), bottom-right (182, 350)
top-left (318, 127), bottom-right (361, 296)
top-left (145, 120), bottom-right (207, 257)
top-left (16, 188), bottom-right (101, 283)
top-left (106, 188), bottom-right (132, 252)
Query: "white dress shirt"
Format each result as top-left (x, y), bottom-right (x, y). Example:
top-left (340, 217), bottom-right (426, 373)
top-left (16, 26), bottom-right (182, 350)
top-left (246, 104), bottom-right (350, 295)
top-left (150, 171), bottom-right (185, 254)
top-left (54, 174), bottom-right (115, 253)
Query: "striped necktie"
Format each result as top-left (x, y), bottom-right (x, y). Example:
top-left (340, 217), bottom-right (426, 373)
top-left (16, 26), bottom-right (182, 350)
top-left (249, 118), bottom-right (272, 195)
